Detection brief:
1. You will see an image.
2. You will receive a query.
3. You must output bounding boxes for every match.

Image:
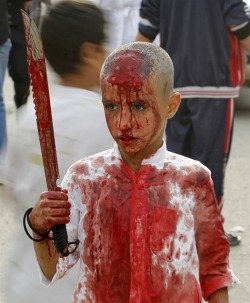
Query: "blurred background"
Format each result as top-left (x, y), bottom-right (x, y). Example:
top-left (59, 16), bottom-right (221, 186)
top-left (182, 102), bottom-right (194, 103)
top-left (0, 1), bottom-right (249, 302)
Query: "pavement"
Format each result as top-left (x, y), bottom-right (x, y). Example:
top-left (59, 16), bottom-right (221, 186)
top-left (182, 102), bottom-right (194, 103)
top-left (0, 73), bottom-right (250, 303)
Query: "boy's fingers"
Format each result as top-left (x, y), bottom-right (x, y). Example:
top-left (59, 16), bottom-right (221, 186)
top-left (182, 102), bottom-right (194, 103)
top-left (40, 190), bottom-right (69, 201)
top-left (40, 199), bottom-right (71, 209)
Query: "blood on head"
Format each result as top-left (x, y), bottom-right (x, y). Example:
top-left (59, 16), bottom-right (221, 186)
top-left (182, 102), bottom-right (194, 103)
top-left (100, 42), bottom-right (174, 157)
top-left (101, 42), bottom-right (174, 100)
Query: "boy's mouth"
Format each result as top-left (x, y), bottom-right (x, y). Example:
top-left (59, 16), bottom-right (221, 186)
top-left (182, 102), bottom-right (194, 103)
top-left (117, 135), bottom-right (136, 145)
top-left (121, 136), bottom-right (134, 141)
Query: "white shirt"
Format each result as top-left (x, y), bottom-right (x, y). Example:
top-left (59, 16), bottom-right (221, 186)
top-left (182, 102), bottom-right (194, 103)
top-left (3, 84), bottom-right (114, 208)
top-left (2, 84), bottom-right (114, 303)
top-left (92, 0), bottom-right (143, 51)
top-left (44, 143), bottom-right (239, 302)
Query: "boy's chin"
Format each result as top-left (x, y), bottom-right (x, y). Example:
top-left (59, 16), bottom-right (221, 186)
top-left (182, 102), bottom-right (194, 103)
top-left (118, 145), bottom-right (142, 155)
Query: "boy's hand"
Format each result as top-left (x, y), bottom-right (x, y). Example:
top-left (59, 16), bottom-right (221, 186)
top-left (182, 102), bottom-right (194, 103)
top-left (29, 190), bottom-right (71, 234)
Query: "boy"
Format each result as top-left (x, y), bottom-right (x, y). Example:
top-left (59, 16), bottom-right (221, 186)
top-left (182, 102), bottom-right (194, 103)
top-left (28, 42), bottom-right (239, 303)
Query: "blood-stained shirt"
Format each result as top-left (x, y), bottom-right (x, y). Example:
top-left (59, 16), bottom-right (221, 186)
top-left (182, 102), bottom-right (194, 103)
top-left (46, 142), bottom-right (239, 303)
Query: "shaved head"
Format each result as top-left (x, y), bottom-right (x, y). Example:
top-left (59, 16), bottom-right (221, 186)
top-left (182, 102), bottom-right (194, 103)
top-left (100, 42), bottom-right (180, 166)
top-left (100, 42), bottom-right (174, 97)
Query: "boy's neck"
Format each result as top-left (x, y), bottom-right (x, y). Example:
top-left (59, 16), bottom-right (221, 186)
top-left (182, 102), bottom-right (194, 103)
top-left (121, 153), bottom-right (143, 174)
top-left (119, 140), bottom-right (164, 174)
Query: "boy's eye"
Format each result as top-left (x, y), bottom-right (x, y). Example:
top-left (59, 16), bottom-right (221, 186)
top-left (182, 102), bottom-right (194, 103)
top-left (105, 104), bottom-right (118, 111)
top-left (133, 103), bottom-right (145, 111)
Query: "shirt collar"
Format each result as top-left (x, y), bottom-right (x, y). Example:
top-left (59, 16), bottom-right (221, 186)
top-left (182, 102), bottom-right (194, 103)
top-left (113, 140), bottom-right (167, 165)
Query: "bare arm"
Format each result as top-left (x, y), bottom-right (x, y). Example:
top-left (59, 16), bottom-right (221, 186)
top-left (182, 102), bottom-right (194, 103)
top-left (32, 231), bottom-right (59, 281)
top-left (208, 287), bottom-right (228, 303)
top-left (240, 35), bottom-right (250, 54)
top-left (135, 32), bottom-right (153, 43)
top-left (29, 191), bottom-right (71, 281)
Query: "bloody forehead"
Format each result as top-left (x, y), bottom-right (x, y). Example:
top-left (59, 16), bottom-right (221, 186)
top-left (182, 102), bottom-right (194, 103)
top-left (104, 50), bottom-right (153, 91)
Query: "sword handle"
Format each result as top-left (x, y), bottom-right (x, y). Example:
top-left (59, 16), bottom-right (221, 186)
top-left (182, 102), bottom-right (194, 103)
top-left (51, 188), bottom-right (69, 257)
top-left (51, 188), bottom-right (79, 257)
top-left (52, 224), bottom-right (69, 257)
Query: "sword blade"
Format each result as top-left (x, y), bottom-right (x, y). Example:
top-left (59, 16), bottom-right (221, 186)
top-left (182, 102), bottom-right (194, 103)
top-left (21, 10), bottom-right (70, 257)
top-left (21, 10), bottom-right (59, 191)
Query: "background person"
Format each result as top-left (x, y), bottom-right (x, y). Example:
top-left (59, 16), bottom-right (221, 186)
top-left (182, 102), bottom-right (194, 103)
top-left (7, 0), bottom-right (31, 109)
top-left (136, 0), bottom-right (250, 246)
top-left (0, 0), bottom-right (11, 175)
top-left (92, 0), bottom-right (159, 53)
top-left (1, 1), bottom-right (113, 302)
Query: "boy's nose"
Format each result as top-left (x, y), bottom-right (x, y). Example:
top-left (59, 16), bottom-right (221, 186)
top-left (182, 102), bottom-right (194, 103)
top-left (118, 108), bottom-right (132, 130)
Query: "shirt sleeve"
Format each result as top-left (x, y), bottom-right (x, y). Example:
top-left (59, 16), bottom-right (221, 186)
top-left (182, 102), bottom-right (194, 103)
top-left (39, 169), bottom-right (82, 287)
top-left (194, 168), bottom-right (240, 300)
top-left (223, 0), bottom-right (250, 27)
top-left (226, 0), bottom-right (250, 40)
top-left (138, 0), bottom-right (160, 41)
top-left (231, 20), bottom-right (250, 39)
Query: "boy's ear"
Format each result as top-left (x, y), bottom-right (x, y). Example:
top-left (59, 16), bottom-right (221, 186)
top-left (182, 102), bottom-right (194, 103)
top-left (166, 92), bottom-right (181, 119)
top-left (79, 42), bottom-right (99, 64)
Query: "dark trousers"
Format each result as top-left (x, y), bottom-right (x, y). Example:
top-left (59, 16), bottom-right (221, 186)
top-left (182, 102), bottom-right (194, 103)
top-left (8, 40), bottom-right (30, 108)
top-left (166, 98), bottom-right (234, 209)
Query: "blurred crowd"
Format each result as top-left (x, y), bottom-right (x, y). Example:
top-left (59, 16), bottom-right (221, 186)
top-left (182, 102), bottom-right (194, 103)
top-left (0, 0), bottom-right (250, 303)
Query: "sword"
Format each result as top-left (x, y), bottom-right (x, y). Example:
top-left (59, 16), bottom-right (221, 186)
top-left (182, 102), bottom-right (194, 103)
top-left (21, 10), bottom-right (78, 257)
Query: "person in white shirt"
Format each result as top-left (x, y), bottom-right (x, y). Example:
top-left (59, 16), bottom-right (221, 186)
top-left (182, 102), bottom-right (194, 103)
top-left (92, 0), bottom-right (159, 53)
top-left (1, 1), bottom-right (113, 302)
